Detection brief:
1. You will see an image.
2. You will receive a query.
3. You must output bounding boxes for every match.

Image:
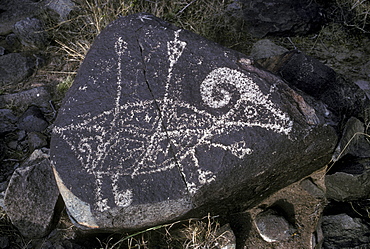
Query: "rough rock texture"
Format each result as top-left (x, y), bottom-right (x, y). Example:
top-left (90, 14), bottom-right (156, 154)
top-left (227, 0), bottom-right (325, 37)
top-left (257, 50), bottom-right (370, 123)
top-left (4, 149), bottom-right (61, 238)
top-left (322, 213), bottom-right (370, 249)
top-left (50, 13), bottom-right (337, 231)
top-left (0, 53), bottom-right (35, 88)
top-left (0, 0), bottom-right (46, 35)
top-left (250, 39), bottom-right (288, 60)
top-left (326, 117), bottom-right (370, 202)
top-left (46, 0), bottom-right (76, 21)
top-left (13, 17), bottom-right (48, 49)
top-left (0, 87), bottom-right (51, 109)
top-left (17, 106), bottom-right (49, 132)
top-left (0, 109), bottom-right (17, 135)
top-left (230, 168), bottom-right (327, 249)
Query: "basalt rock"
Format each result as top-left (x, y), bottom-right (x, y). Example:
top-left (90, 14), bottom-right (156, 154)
top-left (256, 50), bottom-right (370, 124)
top-left (4, 149), bottom-right (62, 238)
top-left (18, 106), bottom-right (49, 132)
top-left (0, 53), bottom-right (35, 88)
top-left (50, 13), bottom-right (337, 232)
top-left (13, 17), bottom-right (48, 49)
top-left (227, 0), bottom-right (325, 37)
top-left (0, 0), bottom-right (46, 36)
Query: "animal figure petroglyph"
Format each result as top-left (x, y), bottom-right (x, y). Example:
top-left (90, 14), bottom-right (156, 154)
top-left (53, 29), bottom-right (293, 212)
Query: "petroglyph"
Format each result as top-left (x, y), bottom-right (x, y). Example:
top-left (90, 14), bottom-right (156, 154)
top-left (53, 29), bottom-right (294, 212)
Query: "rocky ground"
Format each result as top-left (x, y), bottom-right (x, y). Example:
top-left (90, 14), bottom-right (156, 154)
top-left (0, 0), bottom-right (370, 248)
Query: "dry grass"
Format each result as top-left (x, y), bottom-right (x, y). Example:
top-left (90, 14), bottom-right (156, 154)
top-left (96, 214), bottom-right (229, 249)
top-left (46, 0), bottom-right (252, 72)
top-left (335, 0), bottom-right (370, 32)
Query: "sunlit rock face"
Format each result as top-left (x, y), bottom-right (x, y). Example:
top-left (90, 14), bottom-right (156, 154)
top-left (50, 13), bottom-right (337, 231)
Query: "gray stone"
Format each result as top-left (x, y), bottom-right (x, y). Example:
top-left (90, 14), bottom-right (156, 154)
top-left (0, 87), bottom-right (51, 109)
top-left (333, 117), bottom-right (370, 160)
top-left (18, 106), bottom-right (49, 132)
top-left (355, 80), bottom-right (370, 99)
top-left (28, 132), bottom-right (48, 152)
top-left (322, 213), bottom-right (370, 249)
top-left (4, 149), bottom-right (61, 238)
top-left (326, 157), bottom-right (370, 201)
top-left (0, 0), bottom-right (46, 35)
top-left (0, 236), bottom-right (9, 249)
top-left (46, 0), bottom-right (75, 21)
top-left (0, 109), bottom-right (17, 135)
top-left (255, 208), bottom-right (296, 242)
top-left (13, 17), bottom-right (48, 49)
top-left (250, 39), bottom-right (288, 60)
top-left (50, 13), bottom-right (337, 231)
top-left (227, 0), bottom-right (324, 37)
top-left (0, 53), bottom-right (35, 88)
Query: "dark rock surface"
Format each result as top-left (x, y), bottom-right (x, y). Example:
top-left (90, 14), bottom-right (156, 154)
top-left (322, 213), bottom-right (370, 249)
top-left (227, 0), bottom-right (325, 37)
top-left (28, 132), bottom-right (48, 152)
top-left (257, 50), bottom-right (370, 124)
top-left (4, 149), bottom-right (61, 238)
top-left (0, 109), bottom-right (17, 135)
top-left (17, 106), bottom-right (49, 132)
top-left (13, 17), bottom-right (48, 49)
top-left (50, 13), bottom-right (337, 231)
top-left (0, 87), bottom-right (51, 109)
top-left (326, 117), bottom-right (370, 202)
top-left (250, 39), bottom-right (288, 60)
top-left (0, 53), bottom-right (35, 88)
top-left (46, 0), bottom-right (76, 21)
top-left (0, 0), bottom-right (46, 36)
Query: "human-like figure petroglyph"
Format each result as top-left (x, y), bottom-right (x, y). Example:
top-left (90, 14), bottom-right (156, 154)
top-left (53, 29), bottom-right (293, 212)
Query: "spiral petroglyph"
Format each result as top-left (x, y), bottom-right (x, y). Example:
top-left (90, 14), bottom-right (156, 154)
top-left (52, 29), bottom-right (294, 212)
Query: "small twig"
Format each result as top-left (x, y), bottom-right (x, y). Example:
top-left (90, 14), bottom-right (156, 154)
top-left (286, 37), bottom-right (297, 50)
top-left (176, 0), bottom-right (198, 16)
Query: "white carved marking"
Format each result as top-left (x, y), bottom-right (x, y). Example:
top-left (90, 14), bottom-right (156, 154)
top-left (53, 31), bottom-right (294, 211)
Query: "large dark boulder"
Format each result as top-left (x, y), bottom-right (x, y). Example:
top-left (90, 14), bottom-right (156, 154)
top-left (50, 13), bottom-right (337, 231)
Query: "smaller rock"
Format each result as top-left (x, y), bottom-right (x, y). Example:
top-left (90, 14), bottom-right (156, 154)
top-left (215, 224), bottom-right (236, 249)
top-left (4, 149), bottom-right (62, 238)
top-left (355, 80), bottom-right (370, 99)
top-left (0, 0), bottom-right (45, 35)
top-left (322, 213), bottom-right (370, 249)
top-left (0, 236), bottom-right (9, 249)
top-left (227, 0), bottom-right (324, 37)
top-left (13, 17), bottom-right (48, 49)
top-left (250, 39), bottom-right (288, 60)
top-left (0, 87), bottom-right (51, 109)
top-left (0, 47), bottom-right (5, 56)
top-left (0, 53), bottom-right (35, 87)
top-left (18, 106), bottom-right (49, 132)
top-left (257, 50), bottom-right (370, 120)
top-left (255, 208), bottom-right (296, 242)
top-left (46, 0), bottom-right (76, 21)
top-left (28, 132), bottom-right (48, 152)
top-left (0, 109), bottom-right (17, 135)
top-left (326, 158), bottom-right (370, 201)
top-left (334, 117), bottom-right (370, 159)
top-left (5, 34), bottom-right (22, 52)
